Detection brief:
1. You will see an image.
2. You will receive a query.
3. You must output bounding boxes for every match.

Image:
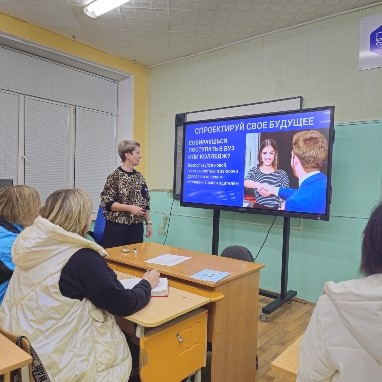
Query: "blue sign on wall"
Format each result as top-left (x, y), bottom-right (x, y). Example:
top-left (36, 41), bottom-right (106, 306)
top-left (370, 24), bottom-right (382, 56)
top-left (360, 13), bottom-right (382, 70)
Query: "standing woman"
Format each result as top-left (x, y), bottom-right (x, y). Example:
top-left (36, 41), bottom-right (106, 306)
top-left (0, 185), bottom-right (40, 304)
top-left (244, 138), bottom-right (289, 209)
top-left (101, 140), bottom-right (152, 248)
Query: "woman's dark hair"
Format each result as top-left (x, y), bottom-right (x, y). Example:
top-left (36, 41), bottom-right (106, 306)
top-left (360, 202), bottom-right (382, 276)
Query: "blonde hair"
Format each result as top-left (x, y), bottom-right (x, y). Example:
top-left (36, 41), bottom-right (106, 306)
top-left (0, 185), bottom-right (40, 227)
top-left (117, 140), bottom-right (140, 162)
top-left (40, 188), bottom-right (92, 235)
top-left (292, 130), bottom-right (328, 172)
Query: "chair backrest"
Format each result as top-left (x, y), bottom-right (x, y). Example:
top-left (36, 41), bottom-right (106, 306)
top-left (220, 245), bottom-right (253, 262)
top-left (0, 178), bottom-right (13, 187)
top-left (93, 205), bottom-right (106, 245)
top-left (0, 327), bottom-right (33, 382)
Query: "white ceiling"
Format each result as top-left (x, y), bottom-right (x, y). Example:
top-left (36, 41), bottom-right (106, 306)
top-left (0, 0), bottom-right (381, 68)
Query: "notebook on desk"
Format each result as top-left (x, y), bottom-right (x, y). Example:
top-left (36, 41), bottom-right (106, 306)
top-left (120, 277), bottom-right (169, 297)
top-left (190, 269), bottom-right (230, 283)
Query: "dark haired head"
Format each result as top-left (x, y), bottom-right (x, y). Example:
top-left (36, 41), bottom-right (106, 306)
top-left (258, 139), bottom-right (279, 170)
top-left (360, 202), bottom-right (382, 276)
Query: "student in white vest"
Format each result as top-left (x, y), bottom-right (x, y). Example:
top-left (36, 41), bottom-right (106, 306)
top-left (0, 188), bottom-right (160, 382)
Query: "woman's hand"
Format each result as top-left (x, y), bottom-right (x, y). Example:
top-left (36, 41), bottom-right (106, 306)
top-left (244, 180), bottom-right (261, 190)
top-left (145, 223), bottom-right (153, 238)
top-left (128, 205), bottom-right (145, 216)
top-left (259, 183), bottom-right (276, 196)
top-left (143, 269), bottom-right (160, 288)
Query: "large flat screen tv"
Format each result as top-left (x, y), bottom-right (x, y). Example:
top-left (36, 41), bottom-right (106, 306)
top-left (180, 106), bottom-right (335, 221)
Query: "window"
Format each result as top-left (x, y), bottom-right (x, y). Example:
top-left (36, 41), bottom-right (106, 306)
top-left (0, 45), bottom-right (121, 212)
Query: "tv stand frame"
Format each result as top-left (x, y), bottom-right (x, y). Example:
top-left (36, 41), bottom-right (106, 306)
top-left (259, 217), bottom-right (297, 318)
top-left (212, 212), bottom-right (297, 318)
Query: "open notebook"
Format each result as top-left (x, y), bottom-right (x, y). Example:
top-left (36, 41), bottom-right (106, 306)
top-left (120, 277), bottom-right (169, 297)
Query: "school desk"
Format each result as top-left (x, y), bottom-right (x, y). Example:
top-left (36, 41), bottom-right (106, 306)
top-left (0, 332), bottom-right (32, 382)
top-left (115, 270), bottom-right (211, 382)
top-left (271, 335), bottom-right (302, 379)
top-left (106, 242), bottom-right (264, 382)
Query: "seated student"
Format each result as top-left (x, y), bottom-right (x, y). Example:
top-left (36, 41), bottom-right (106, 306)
top-left (0, 185), bottom-right (40, 305)
top-left (260, 130), bottom-right (328, 214)
top-left (297, 202), bottom-right (382, 382)
top-left (0, 188), bottom-right (160, 382)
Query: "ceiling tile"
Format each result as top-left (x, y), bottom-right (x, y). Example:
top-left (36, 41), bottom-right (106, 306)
top-left (0, 0), bottom-right (380, 66)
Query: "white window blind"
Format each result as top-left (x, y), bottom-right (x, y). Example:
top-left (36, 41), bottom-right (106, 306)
top-left (0, 44), bottom-right (121, 202)
top-left (24, 97), bottom-right (73, 202)
top-left (0, 91), bottom-right (18, 183)
top-left (0, 46), bottom-right (117, 114)
top-left (75, 108), bottom-right (116, 212)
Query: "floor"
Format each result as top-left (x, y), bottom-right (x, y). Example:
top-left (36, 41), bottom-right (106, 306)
top-left (256, 296), bottom-right (315, 381)
top-left (187, 295), bottom-right (315, 382)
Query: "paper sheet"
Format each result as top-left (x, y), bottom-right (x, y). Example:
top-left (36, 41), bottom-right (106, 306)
top-left (145, 254), bottom-right (191, 266)
top-left (120, 277), bottom-right (169, 296)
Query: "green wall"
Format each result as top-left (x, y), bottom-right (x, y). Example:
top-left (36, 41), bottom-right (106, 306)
top-left (147, 120), bottom-right (382, 302)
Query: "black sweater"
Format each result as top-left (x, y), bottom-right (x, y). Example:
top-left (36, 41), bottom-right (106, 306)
top-left (59, 248), bottom-right (151, 316)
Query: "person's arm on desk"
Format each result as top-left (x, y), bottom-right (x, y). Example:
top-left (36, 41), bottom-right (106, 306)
top-left (59, 249), bottom-right (160, 316)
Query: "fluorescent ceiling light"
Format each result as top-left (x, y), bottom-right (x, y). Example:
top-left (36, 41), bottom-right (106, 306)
top-left (84, 0), bottom-right (131, 18)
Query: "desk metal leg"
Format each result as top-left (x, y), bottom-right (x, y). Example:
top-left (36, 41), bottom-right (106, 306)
top-left (194, 369), bottom-right (201, 382)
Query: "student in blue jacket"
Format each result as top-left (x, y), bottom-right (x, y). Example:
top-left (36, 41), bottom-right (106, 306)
top-left (0, 185), bottom-right (40, 304)
top-left (260, 130), bottom-right (328, 215)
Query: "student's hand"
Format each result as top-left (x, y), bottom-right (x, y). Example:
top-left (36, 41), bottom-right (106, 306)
top-left (279, 201), bottom-right (285, 210)
top-left (143, 269), bottom-right (160, 288)
top-left (128, 205), bottom-right (145, 216)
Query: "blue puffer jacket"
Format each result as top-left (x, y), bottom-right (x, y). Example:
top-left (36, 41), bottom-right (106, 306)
top-left (0, 221), bottom-right (22, 304)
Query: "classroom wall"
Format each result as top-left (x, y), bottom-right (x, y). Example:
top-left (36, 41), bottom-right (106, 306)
top-left (0, 12), bottom-right (149, 173)
top-left (146, 5), bottom-right (382, 302)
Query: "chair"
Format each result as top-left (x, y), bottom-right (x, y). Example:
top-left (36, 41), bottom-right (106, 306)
top-left (220, 245), bottom-right (254, 262)
top-left (0, 327), bottom-right (32, 382)
top-left (88, 205), bottom-right (106, 245)
top-left (220, 245), bottom-right (258, 370)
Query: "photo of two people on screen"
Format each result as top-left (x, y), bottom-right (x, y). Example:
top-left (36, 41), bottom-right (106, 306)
top-left (243, 129), bottom-right (329, 215)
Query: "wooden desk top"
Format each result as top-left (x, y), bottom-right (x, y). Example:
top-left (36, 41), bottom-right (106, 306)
top-left (116, 271), bottom-right (211, 327)
top-left (0, 333), bottom-right (32, 374)
top-left (106, 242), bottom-right (264, 289)
top-left (271, 335), bottom-right (302, 378)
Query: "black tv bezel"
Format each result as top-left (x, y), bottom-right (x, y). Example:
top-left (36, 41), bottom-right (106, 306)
top-left (180, 105), bottom-right (335, 221)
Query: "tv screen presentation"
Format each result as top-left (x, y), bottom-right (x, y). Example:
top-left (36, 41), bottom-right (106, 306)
top-left (180, 106), bottom-right (335, 220)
